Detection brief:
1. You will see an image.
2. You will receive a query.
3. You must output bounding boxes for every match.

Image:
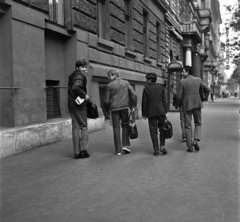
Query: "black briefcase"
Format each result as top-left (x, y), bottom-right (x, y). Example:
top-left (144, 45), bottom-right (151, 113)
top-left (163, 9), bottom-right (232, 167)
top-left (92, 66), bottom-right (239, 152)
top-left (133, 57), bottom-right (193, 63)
top-left (200, 85), bottom-right (210, 102)
top-left (87, 102), bottom-right (99, 119)
top-left (128, 111), bottom-right (138, 139)
top-left (162, 118), bottom-right (173, 139)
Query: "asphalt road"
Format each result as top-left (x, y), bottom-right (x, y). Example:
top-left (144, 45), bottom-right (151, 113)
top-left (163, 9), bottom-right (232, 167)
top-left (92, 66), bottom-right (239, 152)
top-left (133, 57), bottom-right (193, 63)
top-left (0, 98), bottom-right (239, 222)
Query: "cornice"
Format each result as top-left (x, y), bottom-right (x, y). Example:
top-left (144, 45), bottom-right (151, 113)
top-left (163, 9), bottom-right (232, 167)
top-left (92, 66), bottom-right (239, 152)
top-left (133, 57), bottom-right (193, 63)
top-left (165, 12), bottom-right (181, 33)
top-left (152, 0), bottom-right (168, 13)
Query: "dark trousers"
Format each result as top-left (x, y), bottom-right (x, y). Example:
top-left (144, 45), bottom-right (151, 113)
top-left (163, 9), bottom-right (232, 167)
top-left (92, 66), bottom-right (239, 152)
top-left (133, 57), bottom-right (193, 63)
top-left (111, 108), bottom-right (130, 153)
top-left (148, 116), bottom-right (166, 151)
top-left (69, 109), bottom-right (89, 154)
top-left (183, 109), bottom-right (202, 147)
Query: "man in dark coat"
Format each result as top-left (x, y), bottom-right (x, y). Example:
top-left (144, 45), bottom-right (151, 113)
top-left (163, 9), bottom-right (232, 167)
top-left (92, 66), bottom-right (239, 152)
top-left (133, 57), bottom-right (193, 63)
top-left (175, 66), bottom-right (210, 152)
top-left (142, 73), bottom-right (168, 156)
top-left (68, 59), bottom-right (90, 159)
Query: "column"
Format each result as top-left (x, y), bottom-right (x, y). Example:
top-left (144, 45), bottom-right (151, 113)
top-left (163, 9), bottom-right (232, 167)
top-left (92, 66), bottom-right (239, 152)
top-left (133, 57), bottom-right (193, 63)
top-left (185, 48), bottom-right (192, 67)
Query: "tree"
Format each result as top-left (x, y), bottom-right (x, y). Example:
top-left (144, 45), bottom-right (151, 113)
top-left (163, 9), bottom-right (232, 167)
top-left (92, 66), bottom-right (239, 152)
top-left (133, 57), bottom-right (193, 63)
top-left (225, 0), bottom-right (240, 32)
top-left (230, 66), bottom-right (240, 85)
top-left (226, 78), bottom-right (239, 93)
top-left (224, 1), bottom-right (240, 85)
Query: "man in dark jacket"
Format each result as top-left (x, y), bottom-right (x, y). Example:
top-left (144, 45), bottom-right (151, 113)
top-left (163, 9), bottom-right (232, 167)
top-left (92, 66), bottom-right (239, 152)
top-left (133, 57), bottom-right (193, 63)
top-left (175, 66), bottom-right (210, 152)
top-left (104, 69), bottom-right (137, 156)
top-left (142, 73), bottom-right (168, 156)
top-left (68, 59), bottom-right (90, 159)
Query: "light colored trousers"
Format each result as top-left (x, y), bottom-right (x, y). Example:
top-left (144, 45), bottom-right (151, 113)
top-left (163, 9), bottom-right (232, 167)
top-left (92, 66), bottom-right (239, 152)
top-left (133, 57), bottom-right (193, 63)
top-left (69, 109), bottom-right (89, 154)
top-left (183, 109), bottom-right (202, 147)
top-left (180, 111), bottom-right (193, 140)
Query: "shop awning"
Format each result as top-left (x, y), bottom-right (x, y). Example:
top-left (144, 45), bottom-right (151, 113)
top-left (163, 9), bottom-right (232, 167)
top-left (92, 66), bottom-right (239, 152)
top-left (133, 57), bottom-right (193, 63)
top-left (167, 61), bottom-right (183, 71)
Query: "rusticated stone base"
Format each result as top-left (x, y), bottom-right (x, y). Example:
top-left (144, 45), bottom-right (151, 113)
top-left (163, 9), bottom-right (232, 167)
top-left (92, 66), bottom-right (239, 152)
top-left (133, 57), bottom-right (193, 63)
top-left (0, 111), bottom-right (105, 159)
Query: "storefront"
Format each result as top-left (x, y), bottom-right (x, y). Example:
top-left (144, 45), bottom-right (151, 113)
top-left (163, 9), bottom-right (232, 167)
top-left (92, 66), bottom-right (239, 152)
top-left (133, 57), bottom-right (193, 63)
top-left (167, 61), bottom-right (183, 112)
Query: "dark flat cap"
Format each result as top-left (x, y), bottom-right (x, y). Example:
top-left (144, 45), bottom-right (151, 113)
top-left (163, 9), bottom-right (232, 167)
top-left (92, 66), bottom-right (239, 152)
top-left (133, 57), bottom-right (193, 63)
top-left (146, 73), bottom-right (157, 79)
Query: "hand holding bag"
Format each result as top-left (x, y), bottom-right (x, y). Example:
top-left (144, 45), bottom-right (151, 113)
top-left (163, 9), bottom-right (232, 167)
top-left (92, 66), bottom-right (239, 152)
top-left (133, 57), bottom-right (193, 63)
top-left (199, 85), bottom-right (210, 102)
top-left (128, 110), bottom-right (138, 139)
top-left (162, 117), bottom-right (173, 139)
top-left (87, 102), bottom-right (99, 119)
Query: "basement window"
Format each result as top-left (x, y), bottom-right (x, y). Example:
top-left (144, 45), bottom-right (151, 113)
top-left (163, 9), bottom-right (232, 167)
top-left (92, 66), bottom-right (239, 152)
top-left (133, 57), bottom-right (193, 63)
top-left (46, 80), bottom-right (61, 119)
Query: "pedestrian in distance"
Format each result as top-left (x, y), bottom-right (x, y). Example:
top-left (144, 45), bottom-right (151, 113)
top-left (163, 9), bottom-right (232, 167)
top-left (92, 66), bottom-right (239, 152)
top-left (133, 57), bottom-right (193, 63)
top-left (234, 91), bottom-right (237, 98)
top-left (210, 85), bottom-right (215, 102)
top-left (142, 73), bottom-right (168, 156)
top-left (104, 69), bottom-right (137, 156)
top-left (68, 59), bottom-right (90, 159)
top-left (175, 66), bottom-right (210, 152)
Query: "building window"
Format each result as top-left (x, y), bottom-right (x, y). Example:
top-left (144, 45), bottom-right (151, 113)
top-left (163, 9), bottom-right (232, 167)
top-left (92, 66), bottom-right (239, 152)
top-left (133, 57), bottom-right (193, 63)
top-left (156, 22), bottom-right (161, 62)
top-left (99, 83), bottom-right (109, 120)
top-left (169, 0), bottom-right (172, 10)
top-left (49, 0), bottom-right (65, 26)
top-left (201, 0), bottom-right (205, 9)
top-left (46, 80), bottom-right (61, 119)
top-left (125, 0), bottom-right (133, 49)
top-left (98, 0), bottom-right (110, 40)
top-left (143, 10), bottom-right (149, 57)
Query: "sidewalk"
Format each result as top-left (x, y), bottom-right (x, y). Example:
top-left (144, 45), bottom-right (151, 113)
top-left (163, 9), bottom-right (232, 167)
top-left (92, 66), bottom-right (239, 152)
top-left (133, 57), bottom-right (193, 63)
top-left (1, 102), bottom-right (239, 222)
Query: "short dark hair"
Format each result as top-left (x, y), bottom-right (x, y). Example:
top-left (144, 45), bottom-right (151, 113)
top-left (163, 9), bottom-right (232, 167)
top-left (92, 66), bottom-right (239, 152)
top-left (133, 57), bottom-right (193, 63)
top-left (75, 59), bottom-right (87, 68)
top-left (146, 72), bottom-right (157, 83)
top-left (183, 66), bottom-right (193, 75)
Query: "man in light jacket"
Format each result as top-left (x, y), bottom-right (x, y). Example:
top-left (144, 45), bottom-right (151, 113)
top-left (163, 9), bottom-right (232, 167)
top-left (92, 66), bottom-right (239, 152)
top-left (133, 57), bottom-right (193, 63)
top-left (104, 69), bottom-right (137, 156)
top-left (175, 66), bottom-right (210, 152)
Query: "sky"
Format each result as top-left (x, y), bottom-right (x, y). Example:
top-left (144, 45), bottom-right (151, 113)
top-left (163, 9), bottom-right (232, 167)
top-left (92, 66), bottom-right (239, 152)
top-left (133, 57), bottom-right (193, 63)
top-left (219, 0), bottom-right (238, 78)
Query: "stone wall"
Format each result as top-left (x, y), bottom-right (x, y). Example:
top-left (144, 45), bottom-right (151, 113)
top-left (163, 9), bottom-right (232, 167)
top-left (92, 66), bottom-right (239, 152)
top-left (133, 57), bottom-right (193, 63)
top-left (13, 0), bottom-right (49, 12)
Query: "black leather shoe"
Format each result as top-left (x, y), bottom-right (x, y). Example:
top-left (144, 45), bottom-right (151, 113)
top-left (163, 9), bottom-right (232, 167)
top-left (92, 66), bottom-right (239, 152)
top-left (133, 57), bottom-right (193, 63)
top-left (187, 146), bottom-right (193, 152)
top-left (193, 141), bottom-right (200, 151)
top-left (74, 154), bottom-right (80, 159)
top-left (160, 147), bottom-right (167, 155)
top-left (154, 151), bottom-right (159, 156)
top-left (80, 150), bottom-right (90, 159)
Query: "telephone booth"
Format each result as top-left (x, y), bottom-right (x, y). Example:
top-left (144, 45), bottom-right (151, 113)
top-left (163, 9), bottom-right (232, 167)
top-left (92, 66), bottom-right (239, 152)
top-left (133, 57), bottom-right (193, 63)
top-left (167, 61), bottom-right (183, 112)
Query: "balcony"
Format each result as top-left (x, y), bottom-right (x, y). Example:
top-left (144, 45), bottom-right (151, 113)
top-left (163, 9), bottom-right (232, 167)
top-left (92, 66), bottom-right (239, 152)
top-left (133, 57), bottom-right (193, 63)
top-left (199, 9), bottom-right (212, 32)
top-left (181, 22), bottom-right (201, 43)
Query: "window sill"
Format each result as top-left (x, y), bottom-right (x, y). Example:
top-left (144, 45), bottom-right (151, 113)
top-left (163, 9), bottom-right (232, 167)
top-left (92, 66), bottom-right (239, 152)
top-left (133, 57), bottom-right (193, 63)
top-left (45, 20), bottom-right (73, 37)
top-left (125, 49), bottom-right (137, 59)
top-left (157, 62), bottom-right (163, 68)
top-left (98, 38), bottom-right (114, 52)
top-left (144, 57), bottom-right (152, 64)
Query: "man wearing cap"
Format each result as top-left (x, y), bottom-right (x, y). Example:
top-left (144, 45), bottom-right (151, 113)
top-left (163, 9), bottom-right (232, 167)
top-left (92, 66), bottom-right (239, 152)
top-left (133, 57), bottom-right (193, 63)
top-left (175, 66), bottom-right (210, 152)
top-left (104, 69), bottom-right (137, 156)
top-left (142, 72), bottom-right (168, 156)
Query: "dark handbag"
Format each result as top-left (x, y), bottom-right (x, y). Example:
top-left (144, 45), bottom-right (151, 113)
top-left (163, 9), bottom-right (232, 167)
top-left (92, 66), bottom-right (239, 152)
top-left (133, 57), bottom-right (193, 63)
top-left (128, 111), bottom-right (138, 139)
top-left (199, 85), bottom-right (210, 102)
top-left (87, 102), bottom-right (99, 119)
top-left (162, 118), bottom-right (173, 139)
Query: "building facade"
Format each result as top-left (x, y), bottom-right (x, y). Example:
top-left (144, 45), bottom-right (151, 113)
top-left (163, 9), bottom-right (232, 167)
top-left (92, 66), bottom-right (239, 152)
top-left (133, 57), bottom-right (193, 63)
top-left (0, 0), bottom-right (222, 158)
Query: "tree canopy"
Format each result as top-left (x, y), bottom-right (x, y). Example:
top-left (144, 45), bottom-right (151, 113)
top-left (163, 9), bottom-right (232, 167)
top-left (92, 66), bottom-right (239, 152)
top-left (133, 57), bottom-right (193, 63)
top-left (225, 0), bottom-right (240, 32)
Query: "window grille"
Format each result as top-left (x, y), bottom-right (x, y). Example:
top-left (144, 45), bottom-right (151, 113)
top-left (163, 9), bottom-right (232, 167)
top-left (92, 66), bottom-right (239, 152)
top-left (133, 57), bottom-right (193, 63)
top-left (46, 80), bottom-right (61, 119)
top-left (143, 10), bottom-right (149, 57)
top-left (124, 0), bottom-right (133, 49)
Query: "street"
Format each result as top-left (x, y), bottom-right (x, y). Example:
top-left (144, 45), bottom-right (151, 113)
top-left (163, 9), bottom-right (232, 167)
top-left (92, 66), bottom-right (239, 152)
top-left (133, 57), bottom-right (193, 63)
top-left (0, 98), bottom-right (239, 222)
